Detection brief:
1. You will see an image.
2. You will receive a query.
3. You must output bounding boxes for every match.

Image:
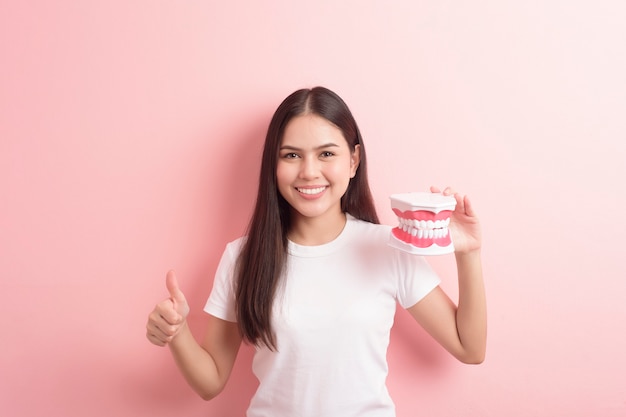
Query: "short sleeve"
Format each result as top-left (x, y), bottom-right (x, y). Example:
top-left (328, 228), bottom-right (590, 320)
top-left (203, 239), bottom-right (244, 322)
top-left (394, 250), bottom-right (441, 309)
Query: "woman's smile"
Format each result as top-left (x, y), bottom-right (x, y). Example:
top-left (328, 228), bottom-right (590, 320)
top-left (296, 186), bottom-right (328, 197)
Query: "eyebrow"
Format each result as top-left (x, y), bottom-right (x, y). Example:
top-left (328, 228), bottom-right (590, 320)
top-left (279, 142), bottom-right (340, 151)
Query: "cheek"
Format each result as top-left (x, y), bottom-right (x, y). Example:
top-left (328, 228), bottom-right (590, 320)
top-left (275, 163), bottom-right (292, 187)
top-left (329, 161), bottom-right (354, 183)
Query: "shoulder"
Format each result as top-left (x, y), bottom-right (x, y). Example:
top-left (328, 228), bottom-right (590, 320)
top-left (226, 235), bottom-right (247, 251)
top-left (347, 216), bottom-right (391, 240)
top-left (344, 216), bottom-right (397, 256)
top-left (216, 236), bottom-right (247, 265)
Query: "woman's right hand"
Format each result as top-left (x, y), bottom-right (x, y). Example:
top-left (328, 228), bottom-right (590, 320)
top-left (146, 270), bottom-right (190, 347)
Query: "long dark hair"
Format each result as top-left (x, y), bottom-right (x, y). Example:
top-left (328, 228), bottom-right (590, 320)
top-left (235, 86), bottom-right (379, 350)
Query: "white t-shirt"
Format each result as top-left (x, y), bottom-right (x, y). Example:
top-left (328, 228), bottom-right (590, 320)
top-left (205, 215), bottom-right (441, 417)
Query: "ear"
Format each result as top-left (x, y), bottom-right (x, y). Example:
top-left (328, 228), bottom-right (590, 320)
top-left (350, 144), bottom-right (361, 178)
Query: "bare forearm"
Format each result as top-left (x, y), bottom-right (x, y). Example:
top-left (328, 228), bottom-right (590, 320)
top-left (455, 249), bottom-right (487, 363)
top-left (168, 322), bottom-right (225, 400)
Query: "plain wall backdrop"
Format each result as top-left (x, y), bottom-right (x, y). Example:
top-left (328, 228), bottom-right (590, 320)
top-left (2, 1), bottom-right (625, 416)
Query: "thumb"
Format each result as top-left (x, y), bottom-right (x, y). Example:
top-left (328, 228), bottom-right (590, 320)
top-left (166, 270), bottom-right (189, 315)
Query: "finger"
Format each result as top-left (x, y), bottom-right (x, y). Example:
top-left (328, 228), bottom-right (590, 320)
top-left (147, 313), bottom-right (180, 341)
top-left (148, 309), bottom-right (173, 334)
top-left (429, 185), bottom-right (441, 194)
top-left (463, 195), bottom-right (476, 217)
top-left (166, 270), bottom-right (188, 307)
top-left (453, 192), bottom-right (465, 213)
top-left (146, 333), bottom-right (165, 346)
top-left (442, 186), bottom-right (455, 196)
top-left (146, 326), bottom-right (169, 344)
top-left (146, 318), bottom-right (171, 345)
top-left (146, 331), bottom-right (168, 347)
top-left (153, 323), bottom-right (177, 340)
top-left (154, 299), bottom-right (182, 325)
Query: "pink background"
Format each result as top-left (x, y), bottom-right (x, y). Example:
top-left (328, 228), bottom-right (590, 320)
top-left (2, 1), bottom-right (625, 416)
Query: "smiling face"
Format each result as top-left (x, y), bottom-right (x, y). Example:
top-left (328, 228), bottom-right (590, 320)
top-left (276, 114), bottom-right (360, 226)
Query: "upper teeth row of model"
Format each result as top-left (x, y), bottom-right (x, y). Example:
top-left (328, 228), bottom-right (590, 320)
top-left (400, 225), bottom-right (450, 239)
top-left (398, 217), bottom-right (450, 229)
top-left (298, 187), bottom-right (326, 195)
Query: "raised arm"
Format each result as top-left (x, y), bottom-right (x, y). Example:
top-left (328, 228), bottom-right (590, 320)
top-left (146, 270), bottom-right (242, 399)
top-left (407, 187), bottom-right (487, 364)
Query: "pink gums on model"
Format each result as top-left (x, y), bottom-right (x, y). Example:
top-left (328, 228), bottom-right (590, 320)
top-left (391, 208), bottom-right (453, 248)
top-left (388, 192), bottom-right (457, 256)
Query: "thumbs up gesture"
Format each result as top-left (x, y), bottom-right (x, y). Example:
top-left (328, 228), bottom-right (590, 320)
top-left (146, 270), bottom-right (191, 347)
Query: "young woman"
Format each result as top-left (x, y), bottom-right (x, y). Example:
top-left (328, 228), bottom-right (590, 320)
top-left (146, 86), bottom-right (486, 416)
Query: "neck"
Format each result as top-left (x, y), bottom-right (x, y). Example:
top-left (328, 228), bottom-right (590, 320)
top-left (288, 211), bottom-right (347, 246)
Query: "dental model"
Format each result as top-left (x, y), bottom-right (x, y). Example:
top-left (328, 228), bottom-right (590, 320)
top-left (389, 192), bottom-right (457, 256)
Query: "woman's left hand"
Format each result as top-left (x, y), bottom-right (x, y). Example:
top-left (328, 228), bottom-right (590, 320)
top-left (430, 186), bottom-right (481, 254)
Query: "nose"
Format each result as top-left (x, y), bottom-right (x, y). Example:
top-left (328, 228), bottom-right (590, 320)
top-left (298, 155), bottom-right (320, 179)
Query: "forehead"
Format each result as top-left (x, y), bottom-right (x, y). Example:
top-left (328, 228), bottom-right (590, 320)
top-left (281, 114), bottom-right (347, 147)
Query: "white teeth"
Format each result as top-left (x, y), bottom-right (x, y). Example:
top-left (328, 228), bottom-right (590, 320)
top-left (396, 215), bottom-right (451, 240)
top-left (298, 187), bottom-right (326, 195)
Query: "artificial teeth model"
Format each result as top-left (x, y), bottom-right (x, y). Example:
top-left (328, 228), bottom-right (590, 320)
top-left (389, 192), bottom-right (457, 256)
